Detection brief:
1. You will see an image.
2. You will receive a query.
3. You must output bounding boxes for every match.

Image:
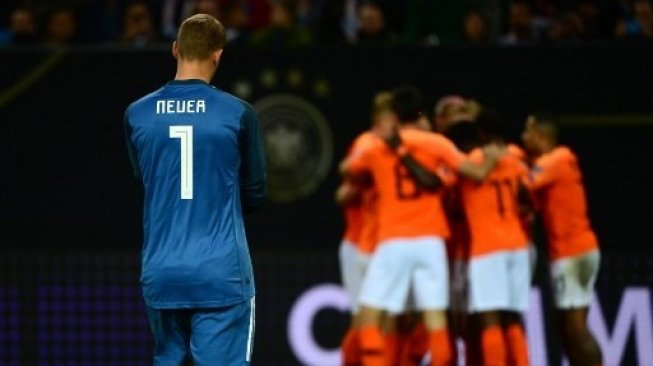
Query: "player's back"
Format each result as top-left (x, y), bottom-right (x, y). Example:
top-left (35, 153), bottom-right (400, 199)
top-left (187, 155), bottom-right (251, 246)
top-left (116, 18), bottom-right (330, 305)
top-left (461, 147), bottom-right (529, 256)
top-left (125, 80), bottom-right (257, 309)
top-left (531, 146), bottom-right (597, 259)
top-left (356, 128), bottom-right (455, 242)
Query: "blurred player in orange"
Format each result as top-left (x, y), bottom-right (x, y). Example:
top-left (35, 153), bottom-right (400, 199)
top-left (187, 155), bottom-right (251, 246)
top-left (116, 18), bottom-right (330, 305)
top-left (439, 117), bottom-right (482, 366)
top-left (522, 114), bottom-right (603, 366)
top-left (344, 86), bottom-right (505, 366)
top-left (461, 110), bottom-right (532, 366)
top-left (338, 91), bottom-right (394, 366)
top-left (433, 96), bottom-right (485, 366)
top-left (338, 91), bottom-right (442, 366)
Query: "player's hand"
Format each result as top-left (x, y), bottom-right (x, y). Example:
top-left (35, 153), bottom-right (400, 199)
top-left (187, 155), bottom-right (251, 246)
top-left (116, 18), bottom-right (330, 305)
top-left (482, 143), bottom-right (506, 161)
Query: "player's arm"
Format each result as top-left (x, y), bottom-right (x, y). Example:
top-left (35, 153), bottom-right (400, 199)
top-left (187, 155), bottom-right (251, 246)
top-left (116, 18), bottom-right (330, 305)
top-left (123, 110), bottom-right (142, 180)
top-left (398, 152), bottom-right (442, 190)
top-left (335, 181), bottom-right (361, 206)
top-left (239, 104), bottom-right (267, 213)
top-left (526, 159), bottom-right (559, 191)
top-left (384, 127), bottom-right (442, 191)
top-left (456, 144), bottom-right (505, 182)
top-left (339, 139), bottom-right (376, 188)
top-left (339, 157), bottom-right (370, 183)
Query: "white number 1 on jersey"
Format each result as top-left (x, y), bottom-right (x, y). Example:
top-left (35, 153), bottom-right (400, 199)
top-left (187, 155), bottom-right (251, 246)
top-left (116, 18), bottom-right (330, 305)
top-left (169, 125), bottom-right (193, 199)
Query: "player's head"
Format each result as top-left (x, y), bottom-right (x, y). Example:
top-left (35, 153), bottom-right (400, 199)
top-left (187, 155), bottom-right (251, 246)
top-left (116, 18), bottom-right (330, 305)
top-left (370, 90), bottom-right (396, 134)
top-left (476, 108), bottom-right (507, 144)
top-left (371, 91), bottom-right (394, 121)
top-left (173, 14), bottom-right (226, 66)
top-left (522, 112), bottom-right (559, 154)
top-left (433, 94), bottom-right (475, 132)
top-left (443, 120), bottom-right (481, 153)
top-left (392, 86), bottom-right (424, 125)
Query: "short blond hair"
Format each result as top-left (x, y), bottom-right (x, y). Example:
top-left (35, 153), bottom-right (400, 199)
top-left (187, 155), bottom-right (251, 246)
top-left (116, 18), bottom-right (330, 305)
top-left (371, 91), bottom-right (393, 122)
top-left (176, 14), bottom-right (226, 61)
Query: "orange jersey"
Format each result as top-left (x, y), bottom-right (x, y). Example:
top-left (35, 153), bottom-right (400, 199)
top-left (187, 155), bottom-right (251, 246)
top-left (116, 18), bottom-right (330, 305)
top-left (527, 146), bottom-right (598, 260)
top-left (345, 132), bottom-right (381, 254)
top-left (357, 187), bottom-right (379, 254)
top-left (342, 202), bottom-right (364, 245)
top-left (507, 144), bottom-right (535, 240)
top-left (347, 128), bottom-right (466, 243)
top-left (461, 147), bottom-right (529, 257)
top-left (507, 143), bottom-right (526, 160)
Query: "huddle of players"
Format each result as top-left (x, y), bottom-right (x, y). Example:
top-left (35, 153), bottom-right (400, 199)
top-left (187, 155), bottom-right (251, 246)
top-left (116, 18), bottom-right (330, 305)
top-left (337, 87), bottom-right (603, 366)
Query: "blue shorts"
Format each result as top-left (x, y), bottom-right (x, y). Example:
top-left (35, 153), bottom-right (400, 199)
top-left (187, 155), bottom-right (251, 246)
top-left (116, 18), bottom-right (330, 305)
top-left (147, 297), bottom-right (255, 366)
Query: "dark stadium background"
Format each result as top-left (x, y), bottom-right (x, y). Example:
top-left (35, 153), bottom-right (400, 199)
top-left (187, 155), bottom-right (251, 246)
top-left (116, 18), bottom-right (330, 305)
top-left (1, 45), bottom-right (653, 365)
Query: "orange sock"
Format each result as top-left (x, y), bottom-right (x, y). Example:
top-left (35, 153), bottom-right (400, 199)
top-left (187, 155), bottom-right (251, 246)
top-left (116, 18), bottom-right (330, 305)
top-left (504, 324), bottom-right (529, 366)
top-left (342, 328), bottom-right (361, 365)
top-left (428, 329), bottom-right (453, 366)
top-left (400, 323), bottom-right (428, 366)
top-left (360, 325), bottom-right (387, 366)
top-left (481, 326), bottom-right (506, 366)
top-left (385, 332), bottom-right (400, 366)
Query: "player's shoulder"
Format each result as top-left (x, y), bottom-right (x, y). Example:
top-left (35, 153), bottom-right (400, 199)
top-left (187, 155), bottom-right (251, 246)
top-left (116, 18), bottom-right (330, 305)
top-left (551, 145), bottom-right (577, 162)
top-left (126, 87), bottom-right (164, 116)
top-left (356, 131), bottom-right (385, 151)
top-left (507, 143), bottom-right (526, 160)
top-left (207, 86), bottom-right (253, 115)
top-left (501, 148), bottom-right (529, 174)
top-left (430, 131), bottom-right (458, 149)
top-left (354, 130), bottom-right (378, 145)
top-left (467, 147), bottom-right (484, 162)
top-left (402, 128), bottom-right (449, 146)
top-left (539, 145), bottom-right (577, 167)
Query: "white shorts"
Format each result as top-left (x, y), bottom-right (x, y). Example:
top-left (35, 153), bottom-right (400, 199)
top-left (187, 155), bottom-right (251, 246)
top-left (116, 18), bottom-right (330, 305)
top-left (468, 248), bottom-right (531, 313)
top-left (359, 236), bottom-right (449, 314)
top-left (550, 249), bottom-right (600, 309)
top-left (339, 240), bottom-right (371, 313)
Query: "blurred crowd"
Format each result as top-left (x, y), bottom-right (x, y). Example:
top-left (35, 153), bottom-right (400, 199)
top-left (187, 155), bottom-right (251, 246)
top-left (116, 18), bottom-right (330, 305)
top-left (1, 0), bottom-right (652, 48)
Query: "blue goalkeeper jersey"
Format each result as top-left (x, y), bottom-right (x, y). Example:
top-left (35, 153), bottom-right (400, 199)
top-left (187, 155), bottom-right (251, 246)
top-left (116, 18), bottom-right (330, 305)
top-left (124, 79), bottom-right (266, 309)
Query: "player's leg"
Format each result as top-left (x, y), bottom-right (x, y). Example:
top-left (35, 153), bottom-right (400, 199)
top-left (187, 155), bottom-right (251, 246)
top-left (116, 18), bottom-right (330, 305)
top-left (393, 291), bottom-right (426, 366)
top-left (358, 240), bottom-right (414, 366)
top-left (398, 312), bottom-right (428, 366)
top-left (382, 312), bottom-right (402, 365)
top-left (146, 307), bottom-right (192, 366)
top-left (447, 257), bottom-right (469, 366)
top-left (556, 308), bottom-right (603, 366)
top-left (464, 314), bottom-right (482, 366)
top-left (469, 252), bottom-right (511, 366)
top-left (339, 240), bottom-right (358, 310)
top-left (412, 237), bottom-right (452, 366)
top-left (358, 306), bottom-right (386, 366)
top-left (502, 311), bottom-right (528, 366)
top-left (339, 241), bottom-right (366, 365)
top-left (502, 248), bottom-right (530, 366)
top-left (477, 311), bottom-right (504, 366)
top-left (188, 297), bottom-right (255, 366)
top-left (394, 307), bottom-right (429, 366)
top-left (551, 251), bottom-right (602, 366)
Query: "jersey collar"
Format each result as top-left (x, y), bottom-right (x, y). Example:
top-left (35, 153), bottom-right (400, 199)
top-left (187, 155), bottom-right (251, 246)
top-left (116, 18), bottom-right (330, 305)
top-left (167, 79), bottom-right (209, 85)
